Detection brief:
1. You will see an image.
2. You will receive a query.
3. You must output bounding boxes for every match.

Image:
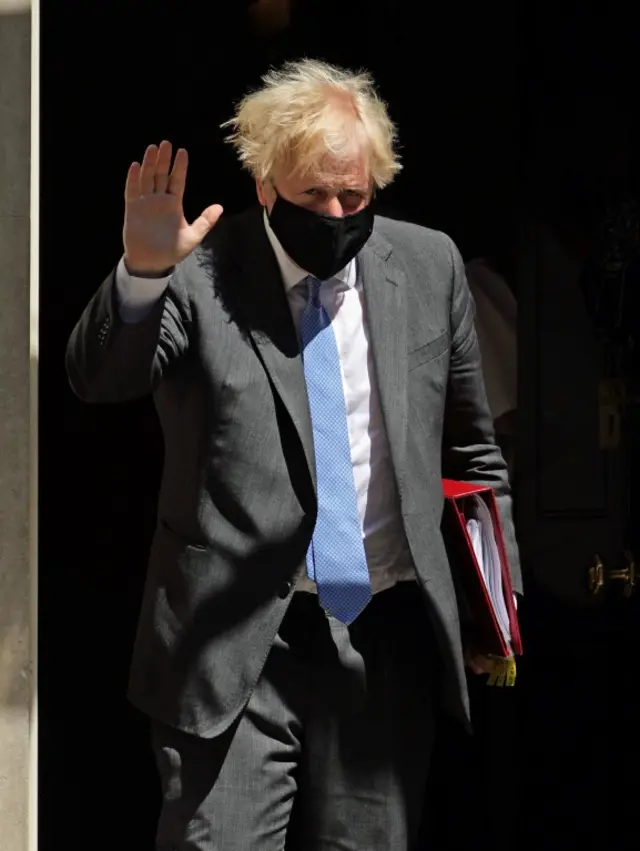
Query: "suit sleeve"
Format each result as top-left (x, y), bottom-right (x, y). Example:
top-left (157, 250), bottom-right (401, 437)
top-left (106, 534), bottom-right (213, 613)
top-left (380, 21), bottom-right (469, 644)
top-left (441, 236), bottom-right (522, 594)
top-left (65, 256), bottom-right (193, 404)
top-left (115, 257), bottom-right (173, 322)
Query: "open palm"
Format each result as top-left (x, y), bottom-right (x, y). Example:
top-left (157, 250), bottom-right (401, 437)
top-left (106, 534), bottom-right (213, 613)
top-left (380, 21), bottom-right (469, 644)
top-left (123, 141), bottom-right (223, 275)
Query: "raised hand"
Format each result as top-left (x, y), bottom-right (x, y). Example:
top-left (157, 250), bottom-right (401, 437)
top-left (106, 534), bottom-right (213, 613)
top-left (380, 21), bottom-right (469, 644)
top-left (123, 141), bottom-right (223, 275)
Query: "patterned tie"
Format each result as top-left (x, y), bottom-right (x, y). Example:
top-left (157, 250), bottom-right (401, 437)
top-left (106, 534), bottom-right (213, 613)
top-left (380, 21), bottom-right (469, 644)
top-left (300, 276), bottom-right (372, 624)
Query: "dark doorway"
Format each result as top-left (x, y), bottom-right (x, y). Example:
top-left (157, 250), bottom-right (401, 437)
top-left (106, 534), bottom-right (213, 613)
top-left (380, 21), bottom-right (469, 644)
top-left (39, 2), bottom-right (639, 849)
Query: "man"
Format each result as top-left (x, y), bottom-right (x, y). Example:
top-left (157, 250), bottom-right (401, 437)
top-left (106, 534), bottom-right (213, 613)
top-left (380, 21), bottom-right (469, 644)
top-left (66, 59), bottom-right (520, 850)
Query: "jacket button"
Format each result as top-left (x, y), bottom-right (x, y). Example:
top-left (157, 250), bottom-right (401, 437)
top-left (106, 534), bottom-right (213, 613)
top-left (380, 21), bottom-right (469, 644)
top-left (278, 581), bottom-right (293, 599)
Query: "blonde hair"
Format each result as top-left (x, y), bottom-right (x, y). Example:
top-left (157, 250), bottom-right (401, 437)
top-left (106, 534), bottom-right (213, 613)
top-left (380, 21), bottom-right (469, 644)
top-left (222, 59), bottom-right (401, 189)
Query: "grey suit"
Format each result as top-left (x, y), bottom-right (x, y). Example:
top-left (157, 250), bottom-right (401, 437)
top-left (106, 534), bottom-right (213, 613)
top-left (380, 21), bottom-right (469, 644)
top-left (66, 207), bottom-right (520, 848)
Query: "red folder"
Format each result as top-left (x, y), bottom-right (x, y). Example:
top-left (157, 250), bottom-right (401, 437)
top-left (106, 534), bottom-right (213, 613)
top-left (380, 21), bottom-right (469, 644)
top-left (442, 479), bottom-right (523, 661)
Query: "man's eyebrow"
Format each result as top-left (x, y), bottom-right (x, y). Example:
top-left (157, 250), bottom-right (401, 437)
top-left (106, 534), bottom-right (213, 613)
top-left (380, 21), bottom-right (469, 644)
top-left (299, 185), bottom-right (369, 194)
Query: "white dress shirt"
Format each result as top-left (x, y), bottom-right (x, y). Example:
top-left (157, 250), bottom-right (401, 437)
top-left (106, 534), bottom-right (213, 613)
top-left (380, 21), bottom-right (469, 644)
top-left (115, 213), bottom-right (417, 593)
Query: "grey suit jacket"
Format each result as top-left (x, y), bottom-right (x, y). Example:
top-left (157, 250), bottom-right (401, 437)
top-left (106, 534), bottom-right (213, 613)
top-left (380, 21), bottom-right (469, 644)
top-left (66, 207), bottom-right (521, 737)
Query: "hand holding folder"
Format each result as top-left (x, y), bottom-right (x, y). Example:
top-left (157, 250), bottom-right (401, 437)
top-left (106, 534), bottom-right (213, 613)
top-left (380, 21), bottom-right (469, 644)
top-left (442, 479), bottom-right (523, 686)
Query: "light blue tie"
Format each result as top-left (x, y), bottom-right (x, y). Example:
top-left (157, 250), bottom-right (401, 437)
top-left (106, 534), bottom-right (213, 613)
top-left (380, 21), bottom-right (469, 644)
top-left (300, 276), bottom-right (372, 624)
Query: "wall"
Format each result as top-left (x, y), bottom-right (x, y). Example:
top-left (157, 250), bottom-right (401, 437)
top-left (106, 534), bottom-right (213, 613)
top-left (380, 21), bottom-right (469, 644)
top-left (0, 4), bottom-right (34, 850)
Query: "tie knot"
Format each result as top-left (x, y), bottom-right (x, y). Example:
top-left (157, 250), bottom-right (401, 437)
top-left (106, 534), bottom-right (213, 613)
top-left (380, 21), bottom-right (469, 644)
top-left (306, 276), bottom-right (322, 308)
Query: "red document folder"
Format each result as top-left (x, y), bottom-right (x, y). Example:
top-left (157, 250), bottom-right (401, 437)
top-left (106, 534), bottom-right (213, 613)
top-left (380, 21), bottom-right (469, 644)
top-left (442, 479), bottom-right (523, 662)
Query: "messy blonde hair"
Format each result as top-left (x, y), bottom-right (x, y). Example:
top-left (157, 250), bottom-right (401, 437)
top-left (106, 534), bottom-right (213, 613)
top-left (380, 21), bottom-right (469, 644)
top-left (222, 59), bottom-right (401, 189)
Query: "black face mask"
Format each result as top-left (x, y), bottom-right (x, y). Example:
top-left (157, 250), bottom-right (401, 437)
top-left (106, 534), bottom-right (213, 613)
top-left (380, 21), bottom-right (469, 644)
top-left (268, 191), bottom-right (374, 281)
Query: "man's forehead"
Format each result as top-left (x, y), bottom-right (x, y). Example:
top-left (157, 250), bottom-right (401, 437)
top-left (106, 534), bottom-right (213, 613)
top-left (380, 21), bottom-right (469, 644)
top-left (289, 159), bottom-right (370, 190)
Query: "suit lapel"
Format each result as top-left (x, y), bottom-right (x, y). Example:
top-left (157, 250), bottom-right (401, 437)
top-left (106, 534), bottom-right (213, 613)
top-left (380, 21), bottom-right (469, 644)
top-left (359, 232), bottom-right (408, 496)
top-left (233, 210), bottom-right (317, 491)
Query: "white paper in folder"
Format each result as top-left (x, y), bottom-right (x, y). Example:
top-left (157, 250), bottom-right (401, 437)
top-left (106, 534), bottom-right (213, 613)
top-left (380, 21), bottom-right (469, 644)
top-left (465, 495), bottom-right (512, 648)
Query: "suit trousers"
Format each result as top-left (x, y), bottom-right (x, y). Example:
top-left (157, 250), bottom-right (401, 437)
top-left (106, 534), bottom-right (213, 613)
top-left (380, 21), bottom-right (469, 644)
top-left (151, 581), bottom-right (439, 850)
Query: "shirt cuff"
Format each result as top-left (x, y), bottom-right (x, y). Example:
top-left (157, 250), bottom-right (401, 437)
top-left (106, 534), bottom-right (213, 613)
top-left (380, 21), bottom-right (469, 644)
top-left (115, 256), bottom-right (172, 323)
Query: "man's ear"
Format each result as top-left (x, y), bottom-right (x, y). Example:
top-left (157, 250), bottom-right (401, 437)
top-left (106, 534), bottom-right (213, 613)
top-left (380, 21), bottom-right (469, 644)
top-left (257, 178), bottom-right (278, 213)
top-left (256, 179), bottom-right (268, 207)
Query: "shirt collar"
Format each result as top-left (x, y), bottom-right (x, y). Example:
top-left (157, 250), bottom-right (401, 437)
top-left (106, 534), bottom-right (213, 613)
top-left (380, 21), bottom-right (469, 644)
top-left (262, 209), bottom-right (356, 293)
